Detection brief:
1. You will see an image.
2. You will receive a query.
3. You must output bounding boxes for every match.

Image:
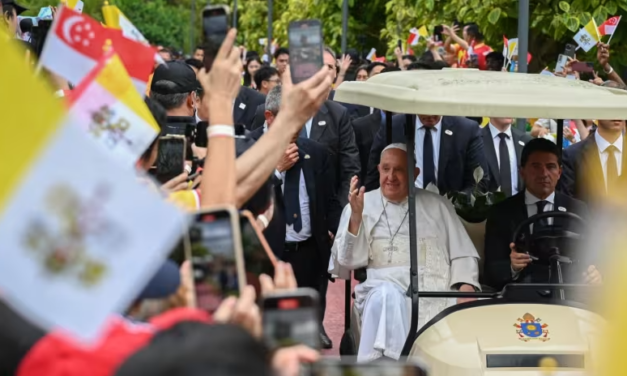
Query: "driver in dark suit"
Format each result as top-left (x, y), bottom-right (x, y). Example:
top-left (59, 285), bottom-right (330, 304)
top-left (484, 138), bottom-right (601, 291)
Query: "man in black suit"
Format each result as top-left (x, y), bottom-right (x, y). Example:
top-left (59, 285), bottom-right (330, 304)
top-left (249, 104), bottom-right (360, 207)
top-left (202, 40), bottom-right (266, 130)
top-left (484, 138), bottom-right (601, 291)
top-left (250, 86), bottom-right (342, 349)
top-left (559, 119), bottom-right (626, 206)
top-left (482, 117), bottom-right (532, 195)
top-left (366, 114), bottom-right (487, 194)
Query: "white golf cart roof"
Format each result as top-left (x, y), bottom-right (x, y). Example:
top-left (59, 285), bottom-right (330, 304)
top-left (334, 69), bottom-right (627, 120)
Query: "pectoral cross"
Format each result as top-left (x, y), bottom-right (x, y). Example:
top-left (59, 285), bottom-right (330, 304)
top-left (384, 241), bottom-right (398, 263)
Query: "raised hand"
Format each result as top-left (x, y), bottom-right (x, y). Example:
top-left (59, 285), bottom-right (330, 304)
top-left (279, 65), bottom-right (333, 131)
top-left (348, 176), bottom-right (366, 216)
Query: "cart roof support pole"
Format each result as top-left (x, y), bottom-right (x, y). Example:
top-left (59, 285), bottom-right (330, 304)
top-left (401, 114), bottom-right (419, 356)
top-left (556, 119), bottom-right (564, 158)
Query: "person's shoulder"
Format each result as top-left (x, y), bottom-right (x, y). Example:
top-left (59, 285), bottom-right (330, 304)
top-left (324, 99), bottom-right (348, 115)
top-left (444, 116), bottom-right (479, 127)
top-left (240, 86), bottom-right (266, 102)
top-left (564, 137), bottom-right (589, 157)
top-left (416, 188), bottom-right (454, 212)
top-left (556, 192), bottom-right (588, 213)
top-left (491, 192), bottom-right (523, 214)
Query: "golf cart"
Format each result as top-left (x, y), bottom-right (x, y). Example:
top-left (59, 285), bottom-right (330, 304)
top-left (332, 69), bottom-right (627, 374)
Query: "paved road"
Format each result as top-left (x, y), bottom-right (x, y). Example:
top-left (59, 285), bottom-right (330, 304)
top-left (322, 278), bottom-right (356, 356)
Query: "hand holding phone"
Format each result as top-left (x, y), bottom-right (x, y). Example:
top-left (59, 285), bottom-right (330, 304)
top-left (155, 135), bottom-right (187, 184)
top-left (262, 288), bottom-right (321, 349)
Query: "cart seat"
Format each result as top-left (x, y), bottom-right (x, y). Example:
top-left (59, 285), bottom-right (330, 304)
top-left (458, 216), bottom-right (486, 278)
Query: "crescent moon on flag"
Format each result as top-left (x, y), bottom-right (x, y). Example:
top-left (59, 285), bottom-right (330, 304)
top-left (62, 16), bottom-right (84, 45)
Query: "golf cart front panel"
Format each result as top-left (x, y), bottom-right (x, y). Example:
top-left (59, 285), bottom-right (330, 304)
top-left (409, 301), bottom-right (604, 376)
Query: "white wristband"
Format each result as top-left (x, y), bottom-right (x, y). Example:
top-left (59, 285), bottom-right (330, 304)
top-left (207, 125), bottom-right (235, 138)
top-left (258, 215), bottom-right (269, 229)
top-left (605, 66), bottom-right (614, 75)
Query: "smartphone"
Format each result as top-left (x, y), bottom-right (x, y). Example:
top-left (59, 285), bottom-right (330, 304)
top-left (434, 25), bottom-right (444, 42)
top-left (189, 207), bottom-right (246, 312)
top-left (262, 288), bottom-right (321, 349)
top-left (288, 19), bottom-right (324, 84)
top-left (239, 210), bottom-right (277, 295)
top-left (555, 54), bottom-right (569, 73)
top-left (195, 121), bottom-right (208, 148)
top-left (202, 5), bottom-right (230, 47)
top-left (397, 39), bottom-right (403, 53)
top-left (155, 135), bottom-right (187, 184)
top-left (564, 43), bottom-right (576, 58)
top-left (311, 360), bottom-right (428, 376)
top-left (571, 61), bottom-right (594, 73)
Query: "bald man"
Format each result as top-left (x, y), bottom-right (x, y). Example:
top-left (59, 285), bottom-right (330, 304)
top-left (329, 143), bottom-right (480, 361)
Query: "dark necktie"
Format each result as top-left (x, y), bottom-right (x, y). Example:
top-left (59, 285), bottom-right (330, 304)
top-left (606, 145), bottom-right (619, 195)
top-left (498, 133), bottom-right (512, 197)
top-left (284, 158), bottom-right (303, 232)
top-left (299, 121), bottom-right (308, 139)
top-left (535, 200), bottom-right (549, 229)
top-left (423, 127), bottom-right (436, 188)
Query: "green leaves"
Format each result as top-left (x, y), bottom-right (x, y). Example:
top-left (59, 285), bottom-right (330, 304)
top-left (559, 1), bottom-right (570, 12)
top-left (487, 7), bottom-right (502, 24)
top-left (564, 16), bottom-right (580, 32)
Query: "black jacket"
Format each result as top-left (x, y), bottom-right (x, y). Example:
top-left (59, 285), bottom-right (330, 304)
top-left (559, 135), bottom-right (627, 206)
top-left (261, 138), bottom-right (343, 270)
top-left (328, 90), bottom-right (371, 120)
top-left (366, 115), bottom-right (487, 195)
top-left (248, 101), bottom-right (360, 207)
top-left (234, 87), bottom-right (266, 130)
top-left (0, 301), bottom-right (44, 375)
top-left (484, 191), bottom-right (590, 290)
top-left (481, 125), bottom-right (533, 194)
top-left (352, 110), bottom-right (382, 184)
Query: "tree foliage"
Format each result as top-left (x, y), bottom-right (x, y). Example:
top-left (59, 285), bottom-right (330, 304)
top-left (18, 0), bottom-right (627, 72)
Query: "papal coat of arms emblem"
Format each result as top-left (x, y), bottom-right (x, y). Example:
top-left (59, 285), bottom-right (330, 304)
top-left (514, 313), bottom-right (550, 342)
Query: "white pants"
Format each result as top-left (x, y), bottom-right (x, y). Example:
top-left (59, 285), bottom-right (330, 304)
top-left (357, 281), bottom-right (410, 362)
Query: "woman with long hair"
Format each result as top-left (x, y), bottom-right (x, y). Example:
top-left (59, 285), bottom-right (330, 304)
top-left (243, 56), bottom-right (262, 89)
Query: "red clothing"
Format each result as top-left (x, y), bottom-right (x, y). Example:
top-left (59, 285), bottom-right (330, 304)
top-left (460, 41), bottom-right (493, 70)
top-left (17, 308), bottom-right (211, 376)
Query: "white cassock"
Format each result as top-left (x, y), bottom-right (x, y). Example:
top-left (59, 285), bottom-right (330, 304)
top-left (328, 188), bottom-right (480, 361)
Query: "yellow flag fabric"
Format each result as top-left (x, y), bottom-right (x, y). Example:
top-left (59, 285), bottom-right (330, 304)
top-left (66, 0), bottom-right (79, 9)
top-left (573, 19), bottom-right (600, 52)
top-left (95, 54), bottom-right (159, 132)
top-left (0, 37), bottom-right (65, 212)
top-left (418, 25), bottom-right (429, 38)
top-left (584, 19), bottom-right (600, 41)
top-left (102, 3), bottom-right (121, 28)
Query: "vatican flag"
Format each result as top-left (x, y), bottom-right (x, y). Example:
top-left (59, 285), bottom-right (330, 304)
top-left (102, 1), bottom-right (149, 44)
top-left (573, 19), bottom-right (600, 52)
top-left (0, 36), bottom-right (185, 342)
top-left (68, 50), bottom-right (160, 168)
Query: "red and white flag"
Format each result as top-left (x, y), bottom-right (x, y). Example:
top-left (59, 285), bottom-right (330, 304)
top-left (39, 7), bottom-right (156, 94)
top-left (598, 16), bottom-right (621, 36)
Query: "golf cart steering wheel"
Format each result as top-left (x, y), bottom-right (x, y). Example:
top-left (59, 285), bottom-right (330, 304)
top-left (512, 211), bottom-right (585, 265)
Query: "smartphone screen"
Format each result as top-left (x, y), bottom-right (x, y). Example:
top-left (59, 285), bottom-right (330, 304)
top-left (555, 54), bottom-right (569, 73)
top-left (311, 361), bottom-right (428, 376)
top-left (239, 213), bottom-right (275, 294)
top-left (288, 20), bottom-right (324, 84)
top-left (202, 6), bottom-right (229, 47)
top-left (434, 25), bottom-right (444, 42)
top-left (155, 135), bottom-right (186, 184)
top-left (571, 61), bottom-right (594, 73)
top-left (262, 289), bottom-right (321, 349)
top-left (190, 210), bottom-right (241, 312)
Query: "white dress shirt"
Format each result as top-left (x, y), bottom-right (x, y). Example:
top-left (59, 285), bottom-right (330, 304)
top-left (275, 169), bottom-right (312, 242)
top-left (525, 190), bottom-right (555, 229)
top-left (512, 190), bottom-right (556, 278)
top-left (488, 123), bottom-right (519, 195)
top-left (414, 117), bottom-right (442, 188)
top-left (595, 131), bottom-right (623, 190)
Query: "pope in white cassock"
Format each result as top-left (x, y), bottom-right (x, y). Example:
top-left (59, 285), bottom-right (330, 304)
top-left (329, 143), bottom-right (480, 361)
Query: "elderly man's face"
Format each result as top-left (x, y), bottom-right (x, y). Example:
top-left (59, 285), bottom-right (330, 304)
top-left (378, 148), bottom-right (412, 202)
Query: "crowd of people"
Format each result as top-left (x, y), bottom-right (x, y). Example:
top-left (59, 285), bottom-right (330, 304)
top-left (1, 0), bottom-right (625, 374)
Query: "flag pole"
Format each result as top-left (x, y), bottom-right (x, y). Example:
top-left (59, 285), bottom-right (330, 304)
top-left (607, 15), bottom-right (622, 45)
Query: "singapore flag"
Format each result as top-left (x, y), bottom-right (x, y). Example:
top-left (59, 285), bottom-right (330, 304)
top-left (39, 7), bottom-right (155, 94)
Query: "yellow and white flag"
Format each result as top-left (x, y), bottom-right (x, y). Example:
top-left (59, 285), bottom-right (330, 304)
top-left (102, 1), bottom-right (148, 44)
top-left (0, 37), bottom-right (185, 342)
top-left (573, 19), bottom-right (600, 52)
top-left (68, 51), bottom-right (160, 168)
